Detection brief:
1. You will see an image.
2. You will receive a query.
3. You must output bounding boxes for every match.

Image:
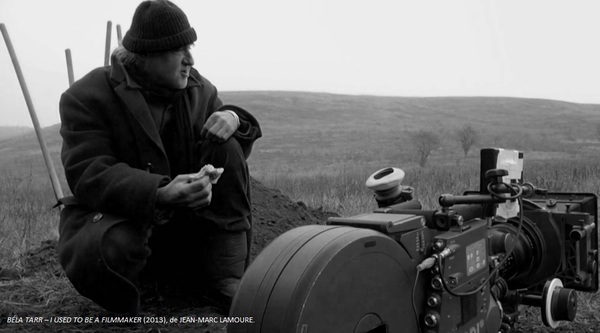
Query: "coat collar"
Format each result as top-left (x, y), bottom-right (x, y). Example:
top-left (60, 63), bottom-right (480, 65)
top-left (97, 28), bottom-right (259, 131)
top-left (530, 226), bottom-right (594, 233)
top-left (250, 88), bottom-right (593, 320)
top-left (108, 57), bottom-right (197, 163)
top-left (108, 57), bottom-right (203, 175)
top-left (113, 75), bottom-right (166, 161)
top-left (109, 56), bottom-right (202, 90)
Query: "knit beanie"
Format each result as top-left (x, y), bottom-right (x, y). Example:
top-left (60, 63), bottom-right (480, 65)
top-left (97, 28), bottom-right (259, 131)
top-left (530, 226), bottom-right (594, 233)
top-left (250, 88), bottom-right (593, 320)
top-left (123, 0), bottom-right (197, 53)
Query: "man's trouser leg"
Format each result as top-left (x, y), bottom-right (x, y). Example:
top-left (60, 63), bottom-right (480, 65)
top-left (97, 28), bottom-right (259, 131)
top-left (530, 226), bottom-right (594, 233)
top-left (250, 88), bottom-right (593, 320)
top-left (197, 137), bottom-right (252, 311)
top-left (144, 137), bottom-right (252, 314)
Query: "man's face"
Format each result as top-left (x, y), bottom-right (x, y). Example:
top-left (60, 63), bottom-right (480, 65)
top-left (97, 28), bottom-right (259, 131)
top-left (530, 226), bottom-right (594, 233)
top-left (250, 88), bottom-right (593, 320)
top-left (144, 45), bottom-right (194, 90)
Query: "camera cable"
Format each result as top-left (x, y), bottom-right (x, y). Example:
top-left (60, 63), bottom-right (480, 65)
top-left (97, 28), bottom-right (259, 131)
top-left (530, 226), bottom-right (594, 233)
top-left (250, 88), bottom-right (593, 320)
top-left (412, 268), bottom-right (423, 333)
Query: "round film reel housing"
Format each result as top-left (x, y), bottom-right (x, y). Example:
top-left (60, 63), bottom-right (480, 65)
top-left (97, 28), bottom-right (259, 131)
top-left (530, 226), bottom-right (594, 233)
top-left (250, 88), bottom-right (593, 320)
top-left (229, 225), bottom-right (418, 332)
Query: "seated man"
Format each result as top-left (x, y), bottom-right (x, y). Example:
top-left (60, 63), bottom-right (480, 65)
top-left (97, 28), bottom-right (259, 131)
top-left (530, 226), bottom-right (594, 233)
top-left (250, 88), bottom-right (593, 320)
top-left (57, 0), bottom-right (261, 315)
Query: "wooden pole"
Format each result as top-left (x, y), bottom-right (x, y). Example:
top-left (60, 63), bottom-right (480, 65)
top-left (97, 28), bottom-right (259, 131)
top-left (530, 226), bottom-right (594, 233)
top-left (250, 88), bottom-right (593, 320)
top-left (65, 48), bottom-right (74, 86)
top-left (104, 20), bottom-right (112, 66)
top-left (116, 24), bottom-right (123, 46)
top-left (1, 23), bottom-right (65, 204)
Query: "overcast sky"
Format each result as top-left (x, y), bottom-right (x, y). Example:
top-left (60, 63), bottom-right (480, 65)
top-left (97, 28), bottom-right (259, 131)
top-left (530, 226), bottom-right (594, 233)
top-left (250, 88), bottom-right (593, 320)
top-left (1, 0), bottom-right (599, 127)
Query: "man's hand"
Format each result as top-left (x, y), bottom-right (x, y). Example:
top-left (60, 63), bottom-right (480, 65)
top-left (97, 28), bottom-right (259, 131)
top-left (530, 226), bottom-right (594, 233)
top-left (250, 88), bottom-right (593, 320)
top-left (156, 174), bottom-right (212, 210)
top-left (201, 111), bottom-right (239, 142)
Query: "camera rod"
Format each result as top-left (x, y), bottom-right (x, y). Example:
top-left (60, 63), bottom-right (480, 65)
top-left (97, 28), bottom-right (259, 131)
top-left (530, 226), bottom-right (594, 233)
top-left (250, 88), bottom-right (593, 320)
top-left (439, 169), bottom-right (541, 208)
top-left (438, 194), bottom-right (504, 207)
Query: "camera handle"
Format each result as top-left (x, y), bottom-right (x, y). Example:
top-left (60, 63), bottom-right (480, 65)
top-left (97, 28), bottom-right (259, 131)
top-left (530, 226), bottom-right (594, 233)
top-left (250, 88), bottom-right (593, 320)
top-left (439, 169), bottom-right (545, 220)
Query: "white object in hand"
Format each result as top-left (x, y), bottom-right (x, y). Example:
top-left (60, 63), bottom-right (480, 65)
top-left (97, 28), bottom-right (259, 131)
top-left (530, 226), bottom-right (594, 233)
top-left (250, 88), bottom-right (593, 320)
top-left (189, 164), bottom-right (224, 184)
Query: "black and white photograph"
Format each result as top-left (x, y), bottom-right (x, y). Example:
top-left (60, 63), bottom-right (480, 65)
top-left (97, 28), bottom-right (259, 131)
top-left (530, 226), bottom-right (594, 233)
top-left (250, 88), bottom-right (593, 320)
top-left (1, 1), bottom-right (599, 332)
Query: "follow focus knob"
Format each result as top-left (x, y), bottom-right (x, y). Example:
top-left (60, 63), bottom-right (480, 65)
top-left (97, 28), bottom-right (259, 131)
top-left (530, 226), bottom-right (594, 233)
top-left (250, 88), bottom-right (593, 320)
top-left (541, 278), bottom-right (577, 328)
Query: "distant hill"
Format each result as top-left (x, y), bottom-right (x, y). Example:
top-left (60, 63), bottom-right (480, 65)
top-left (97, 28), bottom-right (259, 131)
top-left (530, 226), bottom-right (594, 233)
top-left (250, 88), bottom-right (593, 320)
top-left (1, 92), bottom-right (599, 183)
top-left (219, 92), bottom-right (600, 171)
top-left (0, 126), bottom-right (33, 141)
top-left (0, 124), bottom-right (65, 195)
top-left (0, 124), bottom-right (61, 161)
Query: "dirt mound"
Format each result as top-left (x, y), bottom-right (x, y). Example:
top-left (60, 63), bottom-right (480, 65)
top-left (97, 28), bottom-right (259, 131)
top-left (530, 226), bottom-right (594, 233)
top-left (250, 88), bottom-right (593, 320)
top-left (0, 178), bottom-right (337, 332)
top-left (249, 177), bottom-right (337, 259)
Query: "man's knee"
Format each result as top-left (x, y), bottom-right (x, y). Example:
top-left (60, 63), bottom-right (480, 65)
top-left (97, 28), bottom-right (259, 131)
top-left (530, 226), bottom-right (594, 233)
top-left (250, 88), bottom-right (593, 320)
top-left (199, 137), bottom-right (246, 170)
top-left (197, 137), bottom-right (251, 230)
top-left (102, 222), bottom-right (152, 282)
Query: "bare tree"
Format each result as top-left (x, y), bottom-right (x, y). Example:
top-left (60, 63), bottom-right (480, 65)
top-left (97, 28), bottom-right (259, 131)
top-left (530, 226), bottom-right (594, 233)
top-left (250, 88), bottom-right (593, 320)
top-left (411, 130), bottom-right (440, 167)
top-left (456, 124), bottom-right (479, 157)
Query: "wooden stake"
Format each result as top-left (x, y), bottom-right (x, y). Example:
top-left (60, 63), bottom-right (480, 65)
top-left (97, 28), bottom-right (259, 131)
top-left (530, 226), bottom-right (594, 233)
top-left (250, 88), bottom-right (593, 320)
top-left (65, 48), bottom-right (74, 86)
top-left (104, 20), bottom-right (112, 66)
top-left (1, 23), bottom-right (65, 204)
top-left (116, 24), bottom-right (123, 46)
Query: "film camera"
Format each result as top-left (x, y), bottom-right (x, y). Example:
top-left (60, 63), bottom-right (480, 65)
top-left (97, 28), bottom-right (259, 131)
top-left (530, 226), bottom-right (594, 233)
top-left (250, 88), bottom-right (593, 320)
top-left (229, 148), bottom-right (598, 333)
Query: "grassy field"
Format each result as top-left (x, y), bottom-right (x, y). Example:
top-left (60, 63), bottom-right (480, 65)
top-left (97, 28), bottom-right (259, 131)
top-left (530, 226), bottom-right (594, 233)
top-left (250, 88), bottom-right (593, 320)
top-left (2, 150), bottom-right (599, 267)
top-left (1, 91), bottom-right (600, 268)
top-left (0, 170), bottom-right (60, 270)
top-left (1, 92), bottom-right (600, 331)
top-left (251, 155), bottom-right (600, 218)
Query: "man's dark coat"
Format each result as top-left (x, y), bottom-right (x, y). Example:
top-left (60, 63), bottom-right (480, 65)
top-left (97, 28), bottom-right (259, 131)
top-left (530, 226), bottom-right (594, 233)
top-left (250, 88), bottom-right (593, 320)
top-left (58, 58), bottom-right (261, 313)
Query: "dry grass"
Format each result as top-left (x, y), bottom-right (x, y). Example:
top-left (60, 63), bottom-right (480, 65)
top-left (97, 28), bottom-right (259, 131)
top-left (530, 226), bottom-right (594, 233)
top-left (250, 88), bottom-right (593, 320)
top-left (0, 169), bottom-right (59, 270)
top-left (2, 157), bottom-right (600, 332)
top-left (255, 158), bottom-right (600, 217)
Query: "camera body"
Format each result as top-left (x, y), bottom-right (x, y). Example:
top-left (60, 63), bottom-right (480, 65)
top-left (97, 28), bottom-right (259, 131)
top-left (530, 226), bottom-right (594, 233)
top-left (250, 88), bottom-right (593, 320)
top-left (230, 148), bottom-right (598, 333)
